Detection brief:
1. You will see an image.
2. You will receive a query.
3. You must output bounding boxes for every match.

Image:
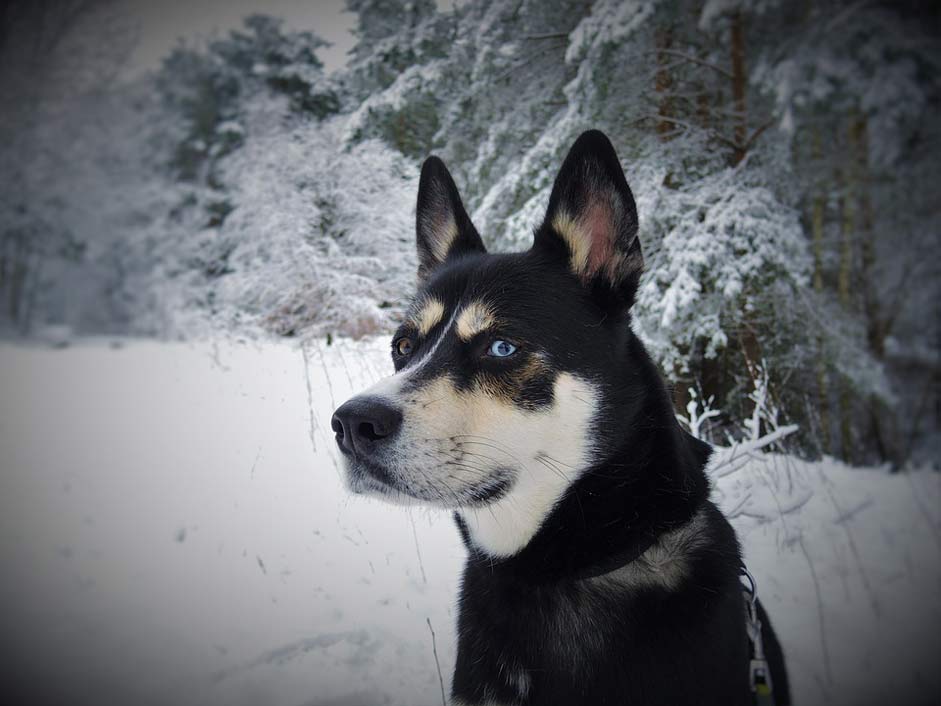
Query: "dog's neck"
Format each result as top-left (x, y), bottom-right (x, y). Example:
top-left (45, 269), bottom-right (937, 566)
top-left (455, 372), bottom-right (711, 583)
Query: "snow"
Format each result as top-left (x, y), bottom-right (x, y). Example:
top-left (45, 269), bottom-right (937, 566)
top-left (0, 338), bottom-right (938, 706)
top-left (711, 446), bottom-right (941, 704)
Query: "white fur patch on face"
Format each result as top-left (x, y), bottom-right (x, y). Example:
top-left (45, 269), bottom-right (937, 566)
top-left (456, 373), bottom-right (598, 557)
top-left (412, 296), bottom-right (446, 337)
top-left (455, 300), bottom-right (495, 341)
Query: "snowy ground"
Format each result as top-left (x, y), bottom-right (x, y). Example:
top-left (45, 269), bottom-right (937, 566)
top-left (0, 338), bottom-right (938, 706)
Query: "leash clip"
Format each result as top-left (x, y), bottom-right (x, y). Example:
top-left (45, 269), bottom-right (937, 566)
top-left (740, 566), bottom-right (774, 699)
top-left (750, 657), bottom-right (773, 693)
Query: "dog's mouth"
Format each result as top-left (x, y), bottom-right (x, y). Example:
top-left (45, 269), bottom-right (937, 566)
top-left (343, 455), bottom-right (514, 508)
top-left (344, 457), bottom-right (409, 498)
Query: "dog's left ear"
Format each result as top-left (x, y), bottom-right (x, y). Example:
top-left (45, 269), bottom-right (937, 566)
top-left (416, 156), bottom-right (486, 282)
top-left (534, 130), bottom-right (643, 304)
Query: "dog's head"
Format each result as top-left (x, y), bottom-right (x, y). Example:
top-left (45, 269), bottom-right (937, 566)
top-left (332, 130), bottom-right (650, 555)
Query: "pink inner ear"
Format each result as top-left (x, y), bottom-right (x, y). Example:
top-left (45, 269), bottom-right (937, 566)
top-left (584, 202), bottom-right (616, 276)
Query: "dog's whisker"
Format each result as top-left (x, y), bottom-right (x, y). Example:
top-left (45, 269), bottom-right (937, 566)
top-left (533, 456), bottom-right (570, 483)
top-left (538, 453), bottom-right (576, 470)
top-left (451, 436), bottom-right (524, 464)
top-left (442, 461), bottom-right (493, 477)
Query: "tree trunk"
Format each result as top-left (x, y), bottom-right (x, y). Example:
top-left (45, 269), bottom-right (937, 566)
top-left (0, 237), bottom-right (8, 305)
top-left (837, 133), bottom-right (855, 462)
top-left (729, 10), bottom-right (747, 166)
top-left (811, 127), bottom-right (831, 455)
top-left (9, 234), bottom-right (27, 324)
top-left (852, 115), bottom-right (899, 465)
top-left (737, 312), bottom-right (764, 435)
top-left (854, 117), bottom-right (882, 357)
top-left (655, 26), bottom-right (674, 141)
top-left (20, 249), bottom-right (40, 335)
top-left (727, 11), bottom-right (763, 428)
top-left (673, 365), bottom-right (692, 418)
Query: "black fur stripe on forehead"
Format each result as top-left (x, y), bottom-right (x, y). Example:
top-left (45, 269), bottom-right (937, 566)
top-left (415, 156), bottom-right (487, 282)
top-left (534, 130), bottom-right (644, 306)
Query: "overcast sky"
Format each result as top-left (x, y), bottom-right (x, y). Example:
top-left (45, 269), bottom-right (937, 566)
top-left (122, 0), bottom-right (357, 75)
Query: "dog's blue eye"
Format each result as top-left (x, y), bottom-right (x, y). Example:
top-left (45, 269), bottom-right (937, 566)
top-left (488, 340), bottom-right (517, 357)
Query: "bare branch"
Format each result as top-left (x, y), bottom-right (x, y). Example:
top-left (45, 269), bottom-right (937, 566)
top-left (638, 110), bottom-right (775, 155)
top-left (742, 117), bottom-right (776, 152)
top-left (426, 618), bottom-right (447, 706)
top-left (636, 113), bottom-right (743, 151)
top-left (523, 32), bottom-right (569, 41)
top-left (824, 0), bottom-right (875, 34)
top-left (494, 43), bottom-right (562, 82)
top-left (645, 49), bottom-right (734, 80)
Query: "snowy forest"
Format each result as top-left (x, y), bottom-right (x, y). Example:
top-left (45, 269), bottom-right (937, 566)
top-left (1, 2), bottom-right (940, 706)
top-left (2, 0), bottom-right (938, 465)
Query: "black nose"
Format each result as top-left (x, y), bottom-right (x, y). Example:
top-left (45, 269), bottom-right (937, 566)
top-left (331, 397), bottom-right (402, 456)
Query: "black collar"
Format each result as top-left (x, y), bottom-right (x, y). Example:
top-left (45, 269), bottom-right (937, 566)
top-left (571, 530), bottom-right (661, 580)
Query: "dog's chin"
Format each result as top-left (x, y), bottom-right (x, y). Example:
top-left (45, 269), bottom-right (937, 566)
top-left (342, 457), bottom-right (514, 510)
top-left (343, 459), bottom-right (422, 507)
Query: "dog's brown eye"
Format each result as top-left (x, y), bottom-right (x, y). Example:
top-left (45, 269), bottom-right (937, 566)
top-left (394, 337), bottom-right (413, 357)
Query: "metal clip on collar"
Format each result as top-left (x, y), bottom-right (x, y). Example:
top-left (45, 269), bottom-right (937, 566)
top-left (741, 566), bottom-right (775, 706)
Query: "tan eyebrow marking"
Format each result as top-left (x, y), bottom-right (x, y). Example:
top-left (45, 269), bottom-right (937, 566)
top-left (456, 300), bottom-right (495, 341)
top-left (412, 297), bottom-right (446, 336)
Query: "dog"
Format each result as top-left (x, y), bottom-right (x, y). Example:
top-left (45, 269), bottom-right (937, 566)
top-left (331, 130), bottom-right (790, 705)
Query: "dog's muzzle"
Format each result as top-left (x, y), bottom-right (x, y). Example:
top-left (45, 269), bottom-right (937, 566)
top-left (331, 396), bottom-right (402, 459)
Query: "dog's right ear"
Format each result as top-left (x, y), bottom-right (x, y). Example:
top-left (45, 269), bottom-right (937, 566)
top-left (416, 156), bottom-right (486, 282)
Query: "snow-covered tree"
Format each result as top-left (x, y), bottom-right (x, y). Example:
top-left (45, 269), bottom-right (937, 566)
top-left (3, 0), bottom-right (936, 463)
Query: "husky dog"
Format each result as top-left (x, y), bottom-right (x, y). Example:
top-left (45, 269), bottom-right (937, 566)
top-left (331, 130), bottom-right (789, 705)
